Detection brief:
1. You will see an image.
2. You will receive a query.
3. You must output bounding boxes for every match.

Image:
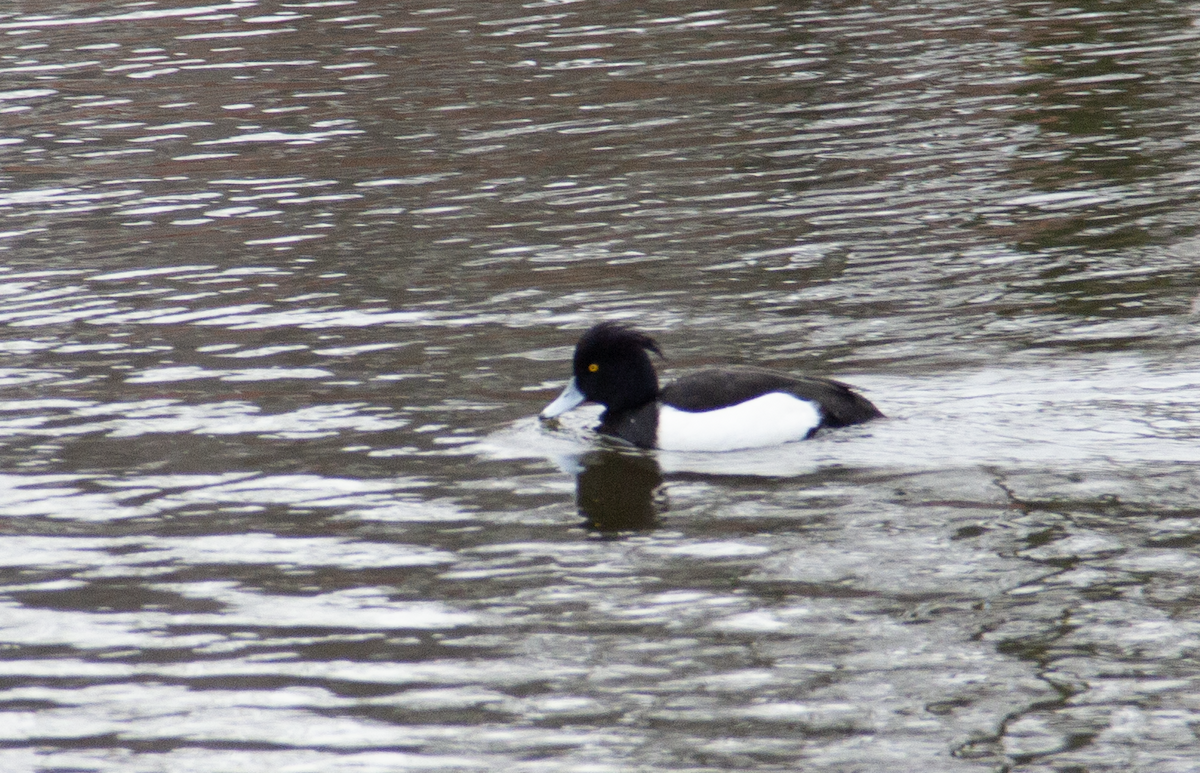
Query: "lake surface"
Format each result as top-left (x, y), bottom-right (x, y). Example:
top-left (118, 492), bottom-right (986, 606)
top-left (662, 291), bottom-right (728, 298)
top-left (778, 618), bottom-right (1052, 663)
top-left (2, 1), bottom-right (1200, 770)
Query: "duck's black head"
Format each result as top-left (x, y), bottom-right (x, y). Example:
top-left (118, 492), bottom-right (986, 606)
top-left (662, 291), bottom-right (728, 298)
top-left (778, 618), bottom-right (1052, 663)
top-left (541, 322), bottom-right (663, 419)
top-left (573, 322), bottom-right (662, 412)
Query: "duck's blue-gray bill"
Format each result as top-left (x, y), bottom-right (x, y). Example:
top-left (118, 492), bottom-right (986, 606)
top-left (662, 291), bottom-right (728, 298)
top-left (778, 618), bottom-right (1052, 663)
top-left (541, 377), bottom-right (586, 419)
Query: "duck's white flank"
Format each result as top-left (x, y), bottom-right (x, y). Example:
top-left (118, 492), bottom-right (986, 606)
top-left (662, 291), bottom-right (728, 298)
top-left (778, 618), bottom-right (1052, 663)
top-left (655, 392), bottom-right (822, 452)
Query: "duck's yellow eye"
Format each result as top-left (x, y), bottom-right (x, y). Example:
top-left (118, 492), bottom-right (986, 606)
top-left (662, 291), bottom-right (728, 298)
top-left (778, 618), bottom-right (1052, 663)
top-left (588, 363), bottom-right (599, 373)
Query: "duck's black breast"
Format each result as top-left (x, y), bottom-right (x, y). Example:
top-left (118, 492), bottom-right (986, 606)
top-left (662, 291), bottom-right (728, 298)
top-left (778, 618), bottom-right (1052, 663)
top-left (659, 368), bottom-right (883, 427)
top-left (597, 401), bottom-right (658, 449)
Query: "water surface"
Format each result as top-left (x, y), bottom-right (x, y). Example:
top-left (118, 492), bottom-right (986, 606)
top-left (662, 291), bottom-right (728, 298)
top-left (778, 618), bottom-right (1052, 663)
top-left (2, 1), bottom-right (1200, 771)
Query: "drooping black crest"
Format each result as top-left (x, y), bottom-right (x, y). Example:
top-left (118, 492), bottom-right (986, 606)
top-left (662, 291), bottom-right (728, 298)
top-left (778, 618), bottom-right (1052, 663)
top-left (574, 322), bottom-right (662, 363)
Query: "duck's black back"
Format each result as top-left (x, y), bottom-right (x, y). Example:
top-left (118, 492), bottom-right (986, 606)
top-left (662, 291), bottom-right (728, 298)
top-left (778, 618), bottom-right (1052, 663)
top-left (659, 368), bottom-right (883, 428)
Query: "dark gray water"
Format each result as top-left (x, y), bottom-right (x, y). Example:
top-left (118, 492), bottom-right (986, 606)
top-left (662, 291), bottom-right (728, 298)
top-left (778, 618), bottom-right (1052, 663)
top-left (2, 1), bottom-right (1200, 770)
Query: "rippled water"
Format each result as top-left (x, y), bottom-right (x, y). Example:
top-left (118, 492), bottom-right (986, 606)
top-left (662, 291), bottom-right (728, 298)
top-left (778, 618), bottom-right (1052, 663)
top-left (3, 1), bottom-right (1200, 771)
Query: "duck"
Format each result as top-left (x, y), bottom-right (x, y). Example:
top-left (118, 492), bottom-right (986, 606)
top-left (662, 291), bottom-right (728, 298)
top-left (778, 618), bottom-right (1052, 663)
top-left (539, 322), bottom-right (882, 451)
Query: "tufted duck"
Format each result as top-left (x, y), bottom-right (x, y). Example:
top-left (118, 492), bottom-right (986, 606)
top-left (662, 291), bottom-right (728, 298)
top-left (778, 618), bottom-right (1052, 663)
top-left (540, 322), bottom-right (882, 451)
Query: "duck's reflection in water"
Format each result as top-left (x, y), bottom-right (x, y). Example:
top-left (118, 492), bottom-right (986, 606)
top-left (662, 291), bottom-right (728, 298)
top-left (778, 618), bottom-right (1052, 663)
top-left (575, 449), bottom-right (664, 532)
